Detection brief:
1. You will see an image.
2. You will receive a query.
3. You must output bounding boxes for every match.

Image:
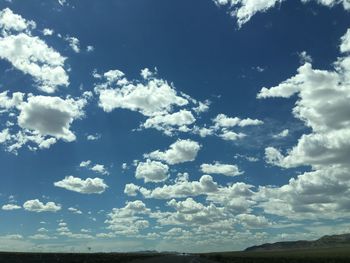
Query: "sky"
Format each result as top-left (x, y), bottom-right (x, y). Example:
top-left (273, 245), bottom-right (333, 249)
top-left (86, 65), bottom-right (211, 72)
top-left (0, 0), bottom-right (350, 253)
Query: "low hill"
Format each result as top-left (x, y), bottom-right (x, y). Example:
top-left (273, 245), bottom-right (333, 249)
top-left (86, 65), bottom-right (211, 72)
top-left (245, 233), bottom-right (350, 252)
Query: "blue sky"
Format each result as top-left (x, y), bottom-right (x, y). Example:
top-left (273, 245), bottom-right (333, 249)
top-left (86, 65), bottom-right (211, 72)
top-left (0, 0), bottom-right (350, 253)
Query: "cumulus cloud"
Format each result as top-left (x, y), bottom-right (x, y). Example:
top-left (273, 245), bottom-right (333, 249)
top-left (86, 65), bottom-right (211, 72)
top-left (193, 113), bottom-right (262, 141)
top-left (145, 139), bottom-right (201, 165)
top-left (127, 174), bottom-right (219, 199)
top-left (95, 68), bottom-right (188, 116)
top-left (2, 204), bottom-right (21, 210)
top-left (65, 35), bottom-right (80, 53)
top-left (18, 95), bottom-right (86, 142)
top-left (200, 162), bottom-right (243, 176)
top-left (0, 31), bottom-right (69, 93)
top-left (255, 28), bottom-right (350, 219)
top-left (68, 207), bottom-right (82, 214)
top-left (213, 114), bottom-right (263, 128)
top-left (23, 199), bottom-right (61, 212)
top-left (272, 129), bottom-right (289, 139)
top-left (0, 8), bottom-right (35, 33)
top-left (135, 159), bottom-right (169, 183)
top-left (142, 110), bottom-right (196, 136)
top-left (94, 68), bottom-right (209, 136)
top-left (105, 201), bottom-right (151, 235)
top-left (213, 0), bottom-right (350, 27)
top-left (54, 176), bottom-right (108, 194)
top-left (0, 93), bottom-right (88, 153)
top-left (79, 160), bottom-right (109, 175)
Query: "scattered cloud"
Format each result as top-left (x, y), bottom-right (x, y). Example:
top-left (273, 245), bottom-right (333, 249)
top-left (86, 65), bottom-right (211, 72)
top-left (23, 199), bottom-right (61, 212)
top-left (135, 159), bottom-right (169, 183)
top-left (54, 176), bottom-right (108, 194)
top-left (145, 139), bottom-right (201, 165)
top-left (200, 162), bottom-right (243, 176)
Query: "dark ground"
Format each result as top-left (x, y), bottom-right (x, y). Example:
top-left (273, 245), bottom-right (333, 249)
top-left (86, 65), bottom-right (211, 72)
top-left (1, 247), bottom-right (350, 263)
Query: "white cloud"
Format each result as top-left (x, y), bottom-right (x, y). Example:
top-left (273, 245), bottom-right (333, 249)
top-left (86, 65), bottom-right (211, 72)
top-left (68, 207), bottom-right (82, 214)
top-left (213, 0), bottom-right (283, 27)
top-left (42, 28), bottom-right (54, 36)
top-left (105, 200), bottom-right (151, 235)
top-left (0, 8), bottom-right (35, 33)
top-left (142, 110), bottom-right (196, 136)
top-left (2, 204), bottom-right (21, 210)
top-left (255, 28), bottom-right (350, 220)
top-left (135, 159), bottom-right (169, 183)
top-left (214, 0), bottom-right (349, 27)
top-left (79, 160), bottom-right (109, 175)
top-left (91, 164), bottom-right (109, 175)
top-left (272, 129), bottom-right (289, 139)
top-left (79, 160), bottom-right (91, 167)
top-left (0, 91), bottom-right (24, 110)
top-left (18, 95), bottom-right (86, 142)
top-left (219, 130), bottom-right (246, 141)
top-left (54, 176), bottom-right (108, 194)
top-left (213, 114), bottom-right (263, 128)
top-left (23, 199), bottom-right (61, 212)
top-left (130, 174), bottom-right (219, 199)
top-left (65, 35), bottom-right (80, 53)
top-left (86, 45), bottom-right (94, 52)
top-left (86, 134), bottom-right (101, 141)
top-left (200, 162), bottom-right (243, 176)
top-left (145, 139), bottom-right (201, 165)
top-left (0, 33), bottom-right (69, 93)
top-left (236, 213), bottom-right (270, 228)
top-left (95, 68), bottom-right (188, 116)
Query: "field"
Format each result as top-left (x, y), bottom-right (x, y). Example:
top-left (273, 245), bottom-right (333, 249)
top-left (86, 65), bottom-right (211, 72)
top-left (199, 246), bottom-right (350, 263)
top-left (0, 251), bottom-right (162, 263)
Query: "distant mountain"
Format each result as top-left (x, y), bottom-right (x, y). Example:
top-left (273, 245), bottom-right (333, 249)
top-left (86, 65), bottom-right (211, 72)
top-left (245, 233), bottom-right (350, 252)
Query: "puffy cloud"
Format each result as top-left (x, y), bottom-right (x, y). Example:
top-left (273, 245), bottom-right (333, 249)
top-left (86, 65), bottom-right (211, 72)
top-left (18, 95), bottom-right (86, 142)
top-left (142, 110), bottom-right (196, 136)
top-left (79, 160), bottom-right (109, 175)
top-left (0, 8), bottom-right (35, 33)
top-left (193, 113), bottom-right (262, 141)
top-left (23, 199), bottom-right (61, 212)
top-left (213, 0), bottom-right (283, 27)
top-left (207, 182), bottom-right (255, 213)
top-left (200, 162), bottom-right (243, 176)
top-left (124, 183), bottom-right (140, 196)
top-left (65, 35), bottom-right (80, 53)
top-left (42, 28), bottom-right (54, 36)
top-left (0, 91), bottom-right (24, 109)
top-left (145, 139), bottom-right (201, 165)
top-left (91, 164), bottom-right (109, 175)
top-left (95, 68), bottom-right (188, 116)
top-left (135, 160), bottom-right (169, 183)
top-left (214, 0), bottom-right (349, 27)
top-left (54, 176), bottom-right (108, 194)
top-left (256, 165), bottom-right (350, 219)
top-left (255, 28), bottom-right (350, 220)
top-left (105, 201), bottom-right (151, 235)
top-left (258, 30), bottom-right (350, 169)
top-left (68, 207), bottom-right (82, 214)
top-left (94, 68), bottom-right (210, 136)
top-left (2, 204), bottom-right (21, 210)
top-left (131, 175), bottom-right (219, 199)
top-left (273, 129), bottom-right (289, 139)
top-left (213, 114), bottom-right (263, 128)
top-left (340, 28), bottom-right (350, 53)
top-left (236, 214), bottom-right (270, 228)
top-left (0, 33), bottom-right (69, 93)
top-left (86, 134), bottom-right (101, 141)
top-left (219, 130), bottom-right (246, 141)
